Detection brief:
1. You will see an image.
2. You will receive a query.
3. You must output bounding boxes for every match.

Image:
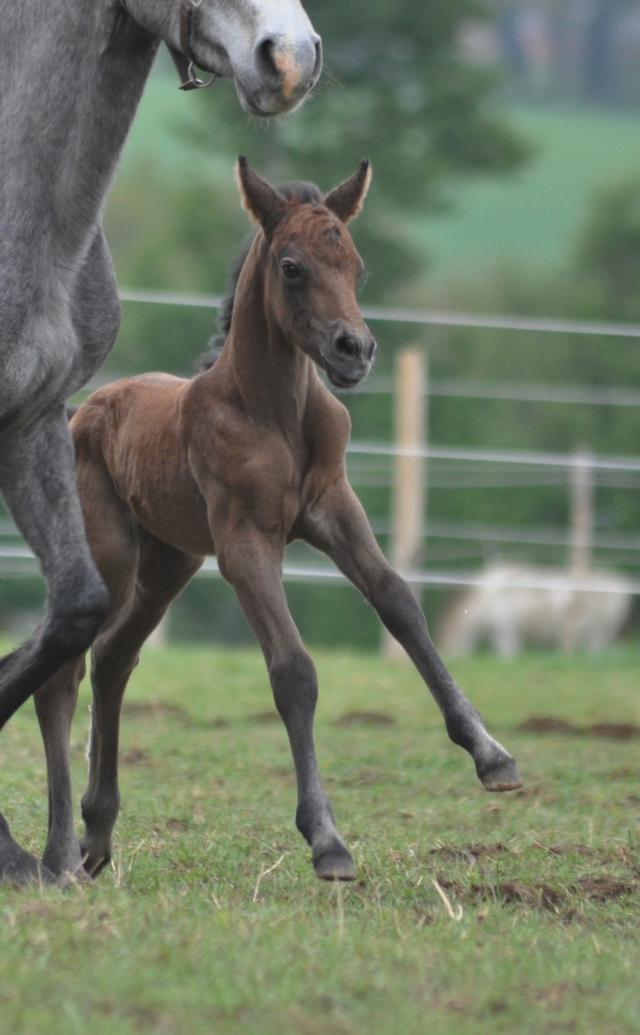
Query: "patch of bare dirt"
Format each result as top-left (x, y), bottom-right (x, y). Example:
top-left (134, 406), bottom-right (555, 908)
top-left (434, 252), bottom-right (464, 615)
top-left (430, 842), bottom-right (512, 866)
top-left (525, 982), bottom-right (573, 1006)
top-left (122, 699), bottom-right (190, 721)
top-left (166, 818), bottom-right (189, 832)
top-left (332, 710), bottom-right (396, 727)
top-left (588, 722), bottom-right (640, 740)
top-left (518, 717), bottom-right (640, 739)
top-left (340, 767), bottom-right (388, 786)
top-left (512, 782), bottom-right (549, 799)
top-left (120, 747), bottom-right (149, 765)
top-left (606, 767), bottom-right (640, 780)
top-left (436, 875), bottom-right (638, 911)
top-left (246, 710), bottom-right (281, 724)
top-left (519, 717), bottom-right (578, 735)
top-left (572, 877), bottom-right (636, 901)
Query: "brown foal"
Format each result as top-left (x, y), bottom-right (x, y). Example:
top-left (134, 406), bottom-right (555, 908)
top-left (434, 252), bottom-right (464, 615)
top-left (33, 157), bottom-right (522, 882)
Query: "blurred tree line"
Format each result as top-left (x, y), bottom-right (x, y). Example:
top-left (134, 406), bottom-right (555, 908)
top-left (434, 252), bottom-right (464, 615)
top-left (105, 0), bottom-right (528, 377)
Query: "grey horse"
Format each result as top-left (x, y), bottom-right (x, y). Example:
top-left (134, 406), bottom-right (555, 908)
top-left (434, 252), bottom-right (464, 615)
top-left (0, 0), bottom-right (321, 884)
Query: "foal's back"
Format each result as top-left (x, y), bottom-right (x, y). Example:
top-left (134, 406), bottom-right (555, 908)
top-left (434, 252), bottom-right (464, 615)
top-left (71, 356), bottom-right (348, 562)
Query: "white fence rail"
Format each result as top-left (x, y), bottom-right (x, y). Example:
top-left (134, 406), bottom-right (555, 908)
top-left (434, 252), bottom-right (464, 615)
top-left (4, 292), bottom-right (640, 597)
top-left (3, 546), bottom-right (640, 595)
top-left (118, 289), bottom-right (640, 340)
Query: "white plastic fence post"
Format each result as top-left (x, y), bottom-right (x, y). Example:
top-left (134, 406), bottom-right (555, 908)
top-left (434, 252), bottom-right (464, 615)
top-left (383, 347), bottom-right (427, 660)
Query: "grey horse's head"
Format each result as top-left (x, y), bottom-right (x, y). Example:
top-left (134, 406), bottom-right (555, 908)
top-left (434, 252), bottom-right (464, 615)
top-left (130, 0), bottom-right (322, 116)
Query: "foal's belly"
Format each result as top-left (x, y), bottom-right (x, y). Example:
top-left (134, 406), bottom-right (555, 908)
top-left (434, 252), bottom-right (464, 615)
top-left (118, 450), bottom-right (215, 558)
top-left (128, 481), bottom-right (215, 558)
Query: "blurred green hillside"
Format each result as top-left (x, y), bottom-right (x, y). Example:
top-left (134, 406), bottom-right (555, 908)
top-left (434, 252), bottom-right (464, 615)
top-left (108, 69), bottom-right (640, 293)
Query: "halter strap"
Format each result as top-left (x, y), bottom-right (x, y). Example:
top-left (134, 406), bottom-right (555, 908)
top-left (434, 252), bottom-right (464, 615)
top-left (120, 0), bottom-right (216, 92)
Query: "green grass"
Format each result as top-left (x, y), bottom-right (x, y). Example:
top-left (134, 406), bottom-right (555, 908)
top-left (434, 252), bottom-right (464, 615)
top-left (1, 640), bottom-right (639, 1034)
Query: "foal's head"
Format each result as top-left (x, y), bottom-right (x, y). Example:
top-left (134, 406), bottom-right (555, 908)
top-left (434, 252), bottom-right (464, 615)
top-left (237, 157), bottom-right (377, 389)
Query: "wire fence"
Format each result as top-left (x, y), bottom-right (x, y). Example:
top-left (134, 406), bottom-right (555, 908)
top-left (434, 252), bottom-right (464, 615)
top-left (4, 290), bottom-right (640, 595)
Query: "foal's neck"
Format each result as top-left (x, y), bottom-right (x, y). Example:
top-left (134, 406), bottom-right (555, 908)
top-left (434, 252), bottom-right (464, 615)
top-left (221, 238), bottom-right (314, 437)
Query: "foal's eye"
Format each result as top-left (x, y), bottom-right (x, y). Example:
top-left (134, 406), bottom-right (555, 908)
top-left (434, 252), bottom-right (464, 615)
top-left (281, 259), bottom-right (301, 281)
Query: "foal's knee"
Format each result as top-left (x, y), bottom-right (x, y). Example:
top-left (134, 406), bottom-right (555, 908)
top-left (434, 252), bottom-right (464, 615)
top-left (373, 568), bottom-right (427, 639)
top-left (269, 649), bottom-right (318, 722)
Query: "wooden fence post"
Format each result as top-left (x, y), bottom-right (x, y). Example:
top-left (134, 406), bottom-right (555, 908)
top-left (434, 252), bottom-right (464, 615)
top-left (568, 447), bottom-right (594, 576)
top-left (147, 610), bottom-right (169, 648)
top-left (562, 447), bottom-right (594, 651)
top-left (383, 348), bottom-right (427, 660)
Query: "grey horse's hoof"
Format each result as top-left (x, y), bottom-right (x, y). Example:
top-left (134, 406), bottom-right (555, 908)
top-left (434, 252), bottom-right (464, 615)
top-left (0, 815), bottom-right (57, 886)
top-left (313, 846), bottom-right (356, 881)
top-left (478, 756), bottom-right (523, 792)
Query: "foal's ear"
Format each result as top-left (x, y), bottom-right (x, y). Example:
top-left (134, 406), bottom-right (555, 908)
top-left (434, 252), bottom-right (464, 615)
top-left (324, 160), bottom-right (372, 224)
top-left (236, 156), bottom-right (287, 240)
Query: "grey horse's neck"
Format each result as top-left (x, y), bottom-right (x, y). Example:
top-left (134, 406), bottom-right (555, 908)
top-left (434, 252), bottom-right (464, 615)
top-left (0, 1), bottom-right (158, 279)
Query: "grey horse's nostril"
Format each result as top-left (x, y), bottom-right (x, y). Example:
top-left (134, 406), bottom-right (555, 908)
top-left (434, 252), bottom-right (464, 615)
top-left (334, 333), bottom-right (361, 359)
top-left (254, 37), bottom-right (280, 87)
top-left (254, 35), bottom-right (322, 96)
top-left (312, 38), bottom-right (322, 81)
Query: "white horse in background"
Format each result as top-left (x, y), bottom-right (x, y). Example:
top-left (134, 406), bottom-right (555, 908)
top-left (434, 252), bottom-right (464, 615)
top-left (438, 562), bottom-right (632, 657)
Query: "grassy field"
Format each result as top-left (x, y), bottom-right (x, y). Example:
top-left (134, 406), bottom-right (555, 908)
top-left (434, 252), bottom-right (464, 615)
top-left (1, 640), bottom-right (639, 1034)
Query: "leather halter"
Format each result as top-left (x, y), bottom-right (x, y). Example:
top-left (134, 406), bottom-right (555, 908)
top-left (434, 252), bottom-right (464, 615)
top-left (120, 0), bottom-right (217, 91)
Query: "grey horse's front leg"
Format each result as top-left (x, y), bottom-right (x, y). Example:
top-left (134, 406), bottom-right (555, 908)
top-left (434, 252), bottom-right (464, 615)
top-left (34, 659), bottom-right (87, 880)
top-left (303, 481), bottom-right (522, 792)
top-left (0, 410), bottom-right (109, 883)
top-left (219, 531), bottom-right (355, 880)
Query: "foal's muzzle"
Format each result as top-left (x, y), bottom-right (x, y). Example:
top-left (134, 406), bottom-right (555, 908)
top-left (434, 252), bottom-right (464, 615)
top-left (323, 328), bottom-right (377, 389)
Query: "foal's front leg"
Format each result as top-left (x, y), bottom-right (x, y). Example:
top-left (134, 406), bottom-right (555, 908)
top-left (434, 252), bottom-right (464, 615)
top-left (303, 481), bottom-right (522, 792)
top-left (218, 531), bottom-right (355, 880)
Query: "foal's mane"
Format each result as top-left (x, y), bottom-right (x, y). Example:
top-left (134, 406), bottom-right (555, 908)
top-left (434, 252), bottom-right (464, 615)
top-left (197, 180), bottom-right (324, 371)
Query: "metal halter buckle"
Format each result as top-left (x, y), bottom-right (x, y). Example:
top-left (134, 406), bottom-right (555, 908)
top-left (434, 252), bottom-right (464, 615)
top-left (179, 61), bottom-right (216, 92)
top-left (177, 0), bottom-right (217, 91)
top-left (119, 0), bottom-right (217, 92)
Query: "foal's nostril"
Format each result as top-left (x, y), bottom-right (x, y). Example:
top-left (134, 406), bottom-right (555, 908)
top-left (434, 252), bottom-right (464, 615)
top-left (334, 333), bottom-right (361, 359)
top-left (367, 339), bottom-right (377, 361)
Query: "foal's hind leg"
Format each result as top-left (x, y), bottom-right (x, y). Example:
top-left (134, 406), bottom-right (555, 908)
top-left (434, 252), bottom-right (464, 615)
top-left (218, 529), bottom-right (355, 880)
top-left (0, 410), bottom-right (109, 882)
top-left (81, 535), bottom-right (202, 877)
top-left (303, 482), bottom-right (522, 792)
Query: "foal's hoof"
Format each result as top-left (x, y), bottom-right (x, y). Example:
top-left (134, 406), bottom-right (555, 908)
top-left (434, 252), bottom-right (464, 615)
top-left (478, 755), bottom-right (523, 792)
top-left (313, 846), bottom-right (356, 881)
